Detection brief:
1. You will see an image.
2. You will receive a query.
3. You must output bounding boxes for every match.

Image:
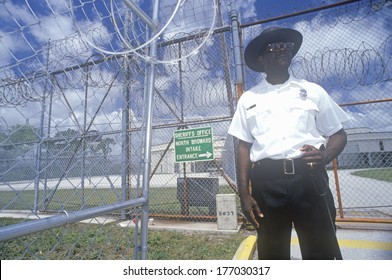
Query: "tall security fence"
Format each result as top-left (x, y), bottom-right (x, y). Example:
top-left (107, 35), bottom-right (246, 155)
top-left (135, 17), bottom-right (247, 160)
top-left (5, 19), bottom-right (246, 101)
top-left (0, 0), bottom-right (391, 260)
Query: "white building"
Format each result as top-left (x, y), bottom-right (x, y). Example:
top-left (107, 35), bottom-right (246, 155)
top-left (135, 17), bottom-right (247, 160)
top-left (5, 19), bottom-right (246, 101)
top-left (338, 128), bottom-right (392, 168)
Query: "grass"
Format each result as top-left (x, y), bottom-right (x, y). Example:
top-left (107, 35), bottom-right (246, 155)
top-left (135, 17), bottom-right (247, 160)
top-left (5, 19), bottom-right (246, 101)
top-left (0, 217), bottom-right (246, 260)
top-left (0, 185), bottom-right (244, 259)
top-left (0, 186), bottom-right (237, 212)
top-left (351, 168), bottom-right (392, 183)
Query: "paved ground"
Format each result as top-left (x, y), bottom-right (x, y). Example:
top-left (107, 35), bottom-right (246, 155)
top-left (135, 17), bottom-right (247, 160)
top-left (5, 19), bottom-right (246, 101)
top-left (1, 169), bottom-right (391, 259)
top-left (290, 223), bottom-right (392, 260)
top-left (121, 218), bottom-right (392, 260)
top-left (1, 210), bottom-right (391, 259)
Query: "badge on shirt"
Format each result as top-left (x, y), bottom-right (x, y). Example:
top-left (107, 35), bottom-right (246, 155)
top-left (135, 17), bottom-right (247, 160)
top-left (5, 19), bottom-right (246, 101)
top-left (299, 89), bottom-right (307, 100)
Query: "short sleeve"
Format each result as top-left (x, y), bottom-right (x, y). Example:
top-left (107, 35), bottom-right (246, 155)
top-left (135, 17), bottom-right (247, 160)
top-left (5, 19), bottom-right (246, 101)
top-left (228, 96), bottom-right (254, 143)
top-left (315, 88), bottom-right (351, 137)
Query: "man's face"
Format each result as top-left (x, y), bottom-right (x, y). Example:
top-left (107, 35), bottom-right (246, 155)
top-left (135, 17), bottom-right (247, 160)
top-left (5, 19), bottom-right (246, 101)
top-left (259, 42), bottom-right (294, 72)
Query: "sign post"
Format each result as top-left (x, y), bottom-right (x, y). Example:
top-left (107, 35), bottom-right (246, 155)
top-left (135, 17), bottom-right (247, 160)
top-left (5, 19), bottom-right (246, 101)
top-left (174, 127), bottom-right (214, 163)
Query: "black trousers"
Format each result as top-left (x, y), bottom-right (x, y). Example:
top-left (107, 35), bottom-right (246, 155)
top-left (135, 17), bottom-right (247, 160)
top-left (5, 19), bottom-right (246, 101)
top-left (250, 163), bottom-right (339, 260)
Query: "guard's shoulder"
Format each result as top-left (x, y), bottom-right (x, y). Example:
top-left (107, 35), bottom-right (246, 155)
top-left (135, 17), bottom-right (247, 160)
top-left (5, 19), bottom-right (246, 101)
top-left (238, 84), bottom-right (259, 100)
top-left (297, 79), bottom-right (326, 93)
top-left (242, 82), bottom-right (268, 96)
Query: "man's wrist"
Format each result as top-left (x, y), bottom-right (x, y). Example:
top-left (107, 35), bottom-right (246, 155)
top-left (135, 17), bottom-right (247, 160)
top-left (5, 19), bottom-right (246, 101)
top-left (239, 189), bottom-right (251, 197)
top-left (321, 150), bottom-right (333, 165)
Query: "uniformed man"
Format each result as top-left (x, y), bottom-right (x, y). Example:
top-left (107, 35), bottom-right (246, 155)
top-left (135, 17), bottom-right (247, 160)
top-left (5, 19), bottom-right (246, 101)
top-left (228, 27), bottom-right (350, 259)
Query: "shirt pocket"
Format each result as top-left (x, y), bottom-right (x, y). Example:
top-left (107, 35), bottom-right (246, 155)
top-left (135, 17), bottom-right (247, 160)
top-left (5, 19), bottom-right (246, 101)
top-left (246, 107), bottom-right (272, 136)
top-left (289, 99), bottom-right (319, 132)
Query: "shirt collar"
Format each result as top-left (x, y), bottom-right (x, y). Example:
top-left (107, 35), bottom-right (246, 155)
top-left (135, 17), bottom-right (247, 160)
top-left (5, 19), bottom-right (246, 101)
top-left (254, 76), bottom-right (301, 93)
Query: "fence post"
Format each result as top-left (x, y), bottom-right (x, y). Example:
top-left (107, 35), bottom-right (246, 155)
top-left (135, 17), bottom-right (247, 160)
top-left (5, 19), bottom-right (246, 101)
top-left (230, 1), bottom-right (244, 97)
top-left (333, 159), bottom-right (344, 219)
top-left (140, 0), bottom-right (160, 260)
top-left (229, 1), bottom-right (244, 197)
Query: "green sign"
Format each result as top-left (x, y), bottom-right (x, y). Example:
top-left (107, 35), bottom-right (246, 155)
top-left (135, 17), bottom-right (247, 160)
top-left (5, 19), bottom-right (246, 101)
top-left (174, 127), bottom-right (214, 163)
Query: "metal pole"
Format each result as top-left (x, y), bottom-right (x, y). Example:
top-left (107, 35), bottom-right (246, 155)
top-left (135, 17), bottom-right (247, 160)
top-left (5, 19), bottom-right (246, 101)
top-left (333, 158), bottom-right (344, 219)
top-left (33, 87), bottom-right (46, 213)
top-left (178, 43), bottom-right (189, 216)
top-left (140, 0), bottom-right (159, 260)
top-left (133, 30), bottom-right (151, 258)
top-left (229, 1), bottom-right (244, 193)
top-left (230, 1), bottom-right (244, 97)
top-left (43, 75), bottom-right (54, 210)
top-left (121, 57), bottom-right (131, 220)
top-left (81, 64), bottom-right (90, 208)
top-left (121, 10), bottom-right (132, 221)
top-left (33, 40), bottom-right (52, 213)
top-left (217, 0), bottom-right (235, 116)
top-left (0, 198), bottom-right (146, 242)
top-left (122, 0), bottom-right (155, 28)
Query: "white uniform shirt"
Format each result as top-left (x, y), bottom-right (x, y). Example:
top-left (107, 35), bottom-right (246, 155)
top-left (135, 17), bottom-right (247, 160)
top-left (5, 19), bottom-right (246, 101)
top-left (228, 77), bottom-right (351, 162)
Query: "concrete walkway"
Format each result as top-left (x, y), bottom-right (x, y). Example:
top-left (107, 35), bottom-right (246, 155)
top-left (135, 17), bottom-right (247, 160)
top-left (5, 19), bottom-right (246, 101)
top-left (1, 210), bottom-right (391, 259)
top-left (121, 218), bottom-right (392, 260)
top-left (290, 223), bottom-right (392, 260)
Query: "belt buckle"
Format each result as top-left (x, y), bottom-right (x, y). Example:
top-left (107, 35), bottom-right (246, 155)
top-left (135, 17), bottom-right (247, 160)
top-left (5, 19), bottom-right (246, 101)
top-left (283, 159), bottom-right (295, 175)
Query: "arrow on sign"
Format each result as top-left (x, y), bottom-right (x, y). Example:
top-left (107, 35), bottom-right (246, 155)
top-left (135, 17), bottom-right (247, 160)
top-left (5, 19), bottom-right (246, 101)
top-left (199, 151), bottom-right (213, 158)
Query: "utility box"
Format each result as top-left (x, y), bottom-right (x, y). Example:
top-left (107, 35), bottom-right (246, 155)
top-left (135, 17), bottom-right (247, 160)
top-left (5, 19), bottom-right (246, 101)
top-left (216, 194), bottom-right (238, 230)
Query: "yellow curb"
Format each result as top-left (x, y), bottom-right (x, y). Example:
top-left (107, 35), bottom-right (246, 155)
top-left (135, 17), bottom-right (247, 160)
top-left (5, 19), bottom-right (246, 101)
top-left (233, 235), bottom-right (257, 260)
top-left (233, 236), bottom-right (391, 260)
top-left (291, 238), bottom-right (392, 251)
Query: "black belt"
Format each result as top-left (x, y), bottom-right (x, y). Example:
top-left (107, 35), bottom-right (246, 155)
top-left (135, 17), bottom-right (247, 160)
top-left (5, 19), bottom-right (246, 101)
top-left (253, 158), bottom-right (314, 176)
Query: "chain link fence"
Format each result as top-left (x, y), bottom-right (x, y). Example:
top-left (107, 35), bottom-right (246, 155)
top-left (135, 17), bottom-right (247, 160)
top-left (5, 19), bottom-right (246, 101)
top-left (0, 0), bottom-right (391, 259)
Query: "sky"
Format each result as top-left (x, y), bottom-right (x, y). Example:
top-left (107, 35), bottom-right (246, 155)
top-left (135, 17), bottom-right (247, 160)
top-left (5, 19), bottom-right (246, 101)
top-left (0, 0), bottom-right (391, 135)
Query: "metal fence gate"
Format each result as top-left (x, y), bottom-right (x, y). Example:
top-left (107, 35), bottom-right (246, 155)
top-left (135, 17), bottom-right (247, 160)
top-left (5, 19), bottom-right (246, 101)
top-left (0, 0), bottom-right (391, 260)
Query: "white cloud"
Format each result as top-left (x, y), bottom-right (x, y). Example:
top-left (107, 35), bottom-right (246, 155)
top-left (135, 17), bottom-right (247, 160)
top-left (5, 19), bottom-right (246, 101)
top-left (0, 33), bottom-right (18, 66)
top-left (30, 14), bottom-right (75, 42)
top-left (45, 0), bottom-right (70, 13)
top-left (235, 0), bottom-right (257, 20)
top-left (292, 7), bottom-right (391, 92)
top-left (295, 10), bottom-right (388, 56)
top-left (0, 1), bottom-right (78, 68)
top-left (160, 0), bottom-right (217, 40)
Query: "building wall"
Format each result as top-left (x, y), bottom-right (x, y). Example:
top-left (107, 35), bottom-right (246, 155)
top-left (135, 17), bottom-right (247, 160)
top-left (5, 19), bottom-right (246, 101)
top-left (338, 130), bottom-right (392, 168)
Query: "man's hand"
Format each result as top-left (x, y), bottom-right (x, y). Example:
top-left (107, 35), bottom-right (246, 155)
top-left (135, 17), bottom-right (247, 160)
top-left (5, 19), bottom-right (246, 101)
top-left (301, 128), bottom-right (347, 169)
top-left (300, 144), bottom-right (325, 169)
top-left (240, 193), bottom-right (263, 228)
top-left (236, 139), bottom-right (263, 227)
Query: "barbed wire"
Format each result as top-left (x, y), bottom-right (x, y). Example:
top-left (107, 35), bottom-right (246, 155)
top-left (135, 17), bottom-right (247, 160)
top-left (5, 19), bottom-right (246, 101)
top-left (0, 0), bottom-right (390, 108)
top-left (68, 0), bottom-right (217, 64)
top-left (292, 35), bottom-right (391, 90)
top-left (2, 34), bottom-right (389, 110)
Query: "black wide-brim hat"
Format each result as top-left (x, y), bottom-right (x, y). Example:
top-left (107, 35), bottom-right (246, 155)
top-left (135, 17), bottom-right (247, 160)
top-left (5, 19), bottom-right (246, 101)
top-left (244, 27), bottom-right (303, 72)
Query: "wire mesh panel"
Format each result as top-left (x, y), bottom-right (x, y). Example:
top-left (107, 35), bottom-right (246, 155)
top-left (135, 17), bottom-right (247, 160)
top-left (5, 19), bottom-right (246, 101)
top-left (137, 26), bottom-right (239, 221)
top-left (0, 0), bottom-right (156, 259)
top-left (0, 0), bottom-right (227, 259)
